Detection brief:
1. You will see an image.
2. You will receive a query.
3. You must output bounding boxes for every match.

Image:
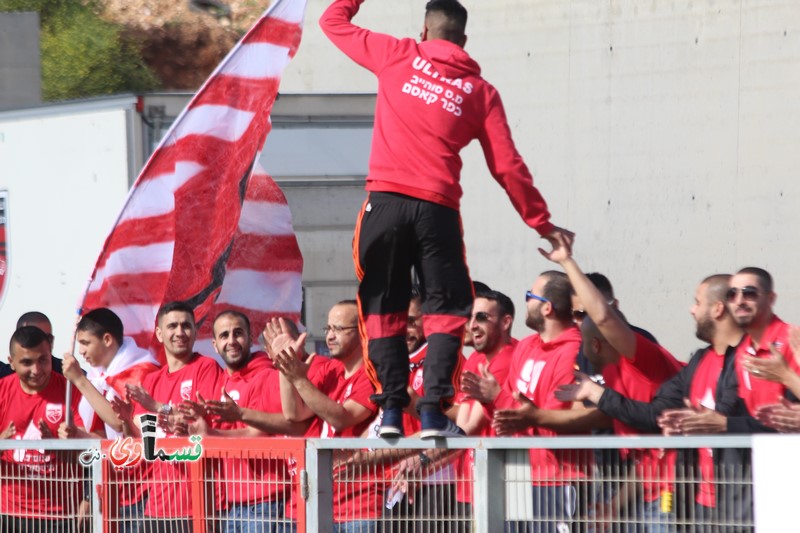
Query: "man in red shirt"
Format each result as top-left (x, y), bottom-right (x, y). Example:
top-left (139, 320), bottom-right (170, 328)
top-left (123, 301), bottom-right (224, 533)
top-left (0, 326), bottom-right (85, 532)
top-left (184, 310), bottom-right (309, 533)
top-left (541, 240), bottom-right (683, 531)
top-left (320, 0), bottom-right (574, 438)
top-left (273, 300), bottom-right (380, 533)
top-left (461, 271), bottom-right (582, 532)
top-left (454, 289), bottom-right (516, 521)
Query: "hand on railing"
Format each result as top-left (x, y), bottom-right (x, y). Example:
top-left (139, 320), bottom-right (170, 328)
top-left (460, 363), bottom-right (500, 404)
top-left (755, 398), bottom-right (800, 433)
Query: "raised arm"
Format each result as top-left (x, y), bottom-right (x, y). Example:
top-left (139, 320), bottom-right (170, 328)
top-left (319, 0), bottom-right (399, 74)
top-left (540, 240), bottom-right (636, 358)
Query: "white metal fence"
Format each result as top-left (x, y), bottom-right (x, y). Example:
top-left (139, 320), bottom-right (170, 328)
top-left (0, 436), bottom-right (760, 532)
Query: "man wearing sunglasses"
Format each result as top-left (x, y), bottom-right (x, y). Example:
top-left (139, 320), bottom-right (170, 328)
top-left (461, 272), bottom-right (583, 531)
top-left (539, 240), bottom-right (683, 531)
top-left (454, 289), bottom-right (517, 523)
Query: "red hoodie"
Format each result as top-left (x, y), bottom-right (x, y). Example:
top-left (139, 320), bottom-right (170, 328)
top-left (320, 0), bottom-right (554, 236)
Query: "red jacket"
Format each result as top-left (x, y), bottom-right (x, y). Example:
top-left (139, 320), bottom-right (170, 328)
top-left (320, 0), bottom-right (554, 235)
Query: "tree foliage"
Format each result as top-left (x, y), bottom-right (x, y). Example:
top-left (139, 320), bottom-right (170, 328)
top-left (0, 0), bottom-right (159, 100)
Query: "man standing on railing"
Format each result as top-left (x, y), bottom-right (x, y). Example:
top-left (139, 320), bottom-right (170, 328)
top-left (0, 326), bottom-right (85, 532)
top-left (460, 271), bottom-right (583, 532)
top-left (320, 0), bottom-right (574, 439)
top-left (272, 300), bottom-right (381, 533)
top-left (120, 301), bottom-right (224, 533)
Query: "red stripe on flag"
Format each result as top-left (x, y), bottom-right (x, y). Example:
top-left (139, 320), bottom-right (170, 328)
top-left (225, 233), bottom-right (303, 272)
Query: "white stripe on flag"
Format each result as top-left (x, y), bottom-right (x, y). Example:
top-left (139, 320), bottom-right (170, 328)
top-left (216, 270), bottom-right (302, 312)
top-left (108, 304), bottom-right (160, 336)
top-left (238, 200), bottom-right (295, 235)
top-left (92, 242), bottom-right (174, 289)
top-left (175, 105), bottom-right (256, 143)
top-left (220, 43), bottom-right (293, 80)
top-left (120, 162), bottom-right (204, 221)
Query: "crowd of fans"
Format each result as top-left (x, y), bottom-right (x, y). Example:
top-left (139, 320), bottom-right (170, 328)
top-left (0, 238), bottom-right (791, 532)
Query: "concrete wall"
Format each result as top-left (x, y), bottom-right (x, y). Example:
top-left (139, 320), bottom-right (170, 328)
top-left (0, 98), bottom-right (136, 357)
top-left (279, 0), bottom-right (800, 359)
top-left (0, 12), bottom-right (41, 109)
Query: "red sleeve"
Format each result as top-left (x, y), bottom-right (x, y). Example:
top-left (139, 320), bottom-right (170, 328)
top-left (195, 359), bottom-right (224, 401)
top-left (478, 88), bottom-right (553, 236)
top-left (455, 355), bottom-right (482, 403)
top-left (628, 333), bottom-right (682, 383)
top-left (319, 0), bottom-right (400, 75)
top-left (344, 372), bottom-right (377, 414)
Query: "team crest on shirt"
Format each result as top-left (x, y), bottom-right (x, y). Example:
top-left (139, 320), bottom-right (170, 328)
top-left (180, 380), bottom-right (193, 401)
top-left (412, 369), bottom-right (424, 391)
top-left (45, 403), bottom-right (63, 424)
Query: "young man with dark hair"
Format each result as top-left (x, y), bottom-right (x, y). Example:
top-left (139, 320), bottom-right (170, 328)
top-left (120, 301), bottom-right (223, 533)
top-left (59, 307), bottom-right (159, 532)
top-left (320, 0), bottom-right (573, 438)
top-left (0, 326), bottom-right (85, 532)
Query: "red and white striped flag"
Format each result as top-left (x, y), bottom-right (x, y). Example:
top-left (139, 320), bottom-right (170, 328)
top-left (81, 0), bottom-right (306, 362)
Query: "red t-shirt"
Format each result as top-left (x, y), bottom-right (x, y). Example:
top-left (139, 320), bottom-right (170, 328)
top-left (321, 366), bottom-right (381, 523)
top-left (735, 316), bottom-right (798, 415)
top-left (688, 348), bottom-right (726, 508)
top-left (216, 353), bottom-right (288, 506)
top-left (456, 341), bottom-right (515, 503)
top-left (135, 354), bottom-right (223, 518)
top-left (0, 373), bottom-right (84, 518)
top-left (494, 328), bottom-right (585, 485)
top-left (319, 0), bottom-right (554, 235)
top-left (284, 355), bottom-right (345, 521)
top-left (602, 333), bottom-right (683, 501)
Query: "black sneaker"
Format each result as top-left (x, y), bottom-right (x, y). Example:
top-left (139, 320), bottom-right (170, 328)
top-left (419, 409), bottom-right (465, 439)
top-left (378, 407), bottom-right (404, 438)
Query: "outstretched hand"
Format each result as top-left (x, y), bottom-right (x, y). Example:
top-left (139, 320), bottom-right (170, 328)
top-left (657, 398), bottom-right (726, 435)
top-left (538, 226), bottom-right (574, 263)
top-left (554, 371), bottom-right (602, 404)
top-left (273, 345), bottom-right (313, 384)
top-left (203, 389), bottom-right (244, 422)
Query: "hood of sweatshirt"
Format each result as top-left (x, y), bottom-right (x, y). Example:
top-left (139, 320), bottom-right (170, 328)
top-left (418, 39), bottom-right (481, 79)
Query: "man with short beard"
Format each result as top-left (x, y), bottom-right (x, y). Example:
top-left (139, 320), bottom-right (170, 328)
top-left (186, 310), bottom-right (308, 533)
top-left (461, 271), bottom-right (582, 532)
top-left (454, 290), bottom-right (517, 521)
top-left (556, 275), bottom-right (753, 528)
top-left (121, 301), bottom-right (224, 533)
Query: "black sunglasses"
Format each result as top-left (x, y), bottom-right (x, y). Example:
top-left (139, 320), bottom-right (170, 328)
top-left (472, 311), bottom-right (495, 323)
top-left (726, 286), bottom-right (760, 303)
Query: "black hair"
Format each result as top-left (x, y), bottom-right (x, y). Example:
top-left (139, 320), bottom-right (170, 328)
top-left (540, 271), bottom-right (573, 323)
top-left (157, 301), bottom-right (196, 324)
top-left (736, 267), bottom-right (773, 293)
top-left (213, 310), bottom-right (252, 337)
top-left (475, 289), bottom-right (515, 320)
top-left (425, 0), bottom-right (467, 44)
top-left (9, 326), bottom-right (50, 355)
top-left (77, 308), bottom-right (124, 346)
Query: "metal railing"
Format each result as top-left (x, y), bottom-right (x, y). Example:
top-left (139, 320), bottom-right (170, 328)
top-left (0, 435), bottom-right (757, 532)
